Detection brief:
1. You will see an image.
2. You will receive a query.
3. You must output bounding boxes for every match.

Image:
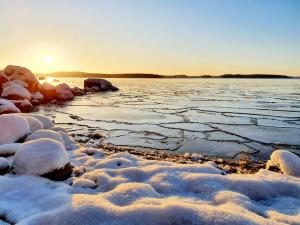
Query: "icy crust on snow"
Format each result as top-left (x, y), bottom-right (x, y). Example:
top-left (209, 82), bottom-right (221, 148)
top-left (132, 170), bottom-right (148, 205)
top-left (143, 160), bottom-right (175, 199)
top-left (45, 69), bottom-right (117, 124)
top-left (0, 151), bottom-right (300, 225)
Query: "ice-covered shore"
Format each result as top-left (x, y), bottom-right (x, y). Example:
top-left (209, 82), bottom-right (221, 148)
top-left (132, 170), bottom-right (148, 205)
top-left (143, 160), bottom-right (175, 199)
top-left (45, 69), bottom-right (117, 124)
top-left (0, 113), bottom-right (300, 225)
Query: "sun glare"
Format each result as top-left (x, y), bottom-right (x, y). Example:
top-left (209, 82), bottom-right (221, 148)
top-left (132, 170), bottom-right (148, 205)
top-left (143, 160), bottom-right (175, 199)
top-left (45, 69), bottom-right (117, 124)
top-left (46, 76), bottom-right (54, 83)
top-left (43, 55), bottom-right (54, 64)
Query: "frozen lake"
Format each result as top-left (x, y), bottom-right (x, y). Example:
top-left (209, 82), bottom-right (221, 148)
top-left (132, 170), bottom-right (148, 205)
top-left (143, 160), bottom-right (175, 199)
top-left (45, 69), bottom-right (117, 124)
top-left (38, 78), bottom-right (300, 160)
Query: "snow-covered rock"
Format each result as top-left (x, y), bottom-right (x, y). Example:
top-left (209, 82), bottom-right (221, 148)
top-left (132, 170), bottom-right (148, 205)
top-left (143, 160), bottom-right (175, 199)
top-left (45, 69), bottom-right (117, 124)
top-left (266, 150), bottom-right (300, 177)
top-left (12, 138), bottom-right (70, 178)
top-left (27, 114), bottom-right (54, 129)
top-left (0, 157), bottom-right (9, 175)
top-left (0, 98), bottom-right (20, 114)
top-left (4, 65), bottom-right (39, 92)
top-left (31, 91), bottom-right (44, 101)
top-left (0, 143), bottom-right (21, 156)
top-left (11, 99), bottom-right (33, 112)
top-left (24, 116), bottom-right (44, 132)
top-left (25, 129), bottom-right (64, 144)
top-left (0, 114), bottom-right (29, 144)
top-left (1, 83), bottom-right (31, 100)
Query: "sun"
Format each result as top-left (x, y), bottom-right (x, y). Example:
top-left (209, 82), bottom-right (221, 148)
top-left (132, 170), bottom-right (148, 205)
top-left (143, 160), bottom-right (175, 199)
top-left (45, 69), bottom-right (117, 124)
top-left (43, 55), bottom-right (54, 64)
top-left (46, 77), bottom-right (54, 83)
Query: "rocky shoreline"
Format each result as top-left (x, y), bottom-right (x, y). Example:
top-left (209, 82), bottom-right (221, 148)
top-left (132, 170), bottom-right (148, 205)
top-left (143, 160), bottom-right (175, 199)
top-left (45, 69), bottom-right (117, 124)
top-left (92, 144), bottom-right (266, 174)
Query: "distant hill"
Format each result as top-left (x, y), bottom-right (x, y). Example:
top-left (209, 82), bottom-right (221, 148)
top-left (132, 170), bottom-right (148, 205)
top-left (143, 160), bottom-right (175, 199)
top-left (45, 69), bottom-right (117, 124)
top-left (38, 72), bottom-right (294, 79)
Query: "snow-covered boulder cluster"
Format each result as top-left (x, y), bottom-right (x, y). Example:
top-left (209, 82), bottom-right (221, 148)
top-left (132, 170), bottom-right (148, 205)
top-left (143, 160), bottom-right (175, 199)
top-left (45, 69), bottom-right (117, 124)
top-left (0, 113), bottom-right (77, 180)
top-left (0, 65), bottom-right (89, 114)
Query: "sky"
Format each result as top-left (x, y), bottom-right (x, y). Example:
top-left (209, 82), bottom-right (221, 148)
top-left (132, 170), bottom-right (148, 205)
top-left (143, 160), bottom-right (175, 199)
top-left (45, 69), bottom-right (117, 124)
top-left (0, 0), bottom-right (299, 75)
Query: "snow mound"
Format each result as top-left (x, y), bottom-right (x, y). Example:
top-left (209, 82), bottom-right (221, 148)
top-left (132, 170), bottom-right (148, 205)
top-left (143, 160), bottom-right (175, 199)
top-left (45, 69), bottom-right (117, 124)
top-left (267, 150), bottom-right (300, 177)
top-left (0, 114), bottom-right (29, 144)
top-left (27, 114), bottom-right (54, 128)
top-left (72, 177), bottom-right (97, 188)
top-left (1, 83), bottom-right (31, 100)
top-left (0, 98), bottom-right (20, 114)
top-left (0, 147), bottom-right (300, 224)
top-left (58, 131), bottom-right (80, 150)
top-left (12, 138), bottom-right (69, 175)
top-left (24, 116), bottom-right (44, 132)
top-left (25, 129), bottom-right (64, 144)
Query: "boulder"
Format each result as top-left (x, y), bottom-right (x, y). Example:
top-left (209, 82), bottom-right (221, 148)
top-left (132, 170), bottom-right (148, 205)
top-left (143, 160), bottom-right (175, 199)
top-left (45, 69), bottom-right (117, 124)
top-left (56, 83), bottom-right (73, 92)
top-left (84, 78), bottom-right (119, 92)
top-left (0, 114), bottom-right (30, 144)
top-left (72, 87), bottom-right (85, 96)
top-left (23, 116), bottom-right (44, 132)
top-left (25, 129), bottom-right (64, 144)
top-left (27, 114), bottom-right (54, 129)
top-left (0, 71), bottom-right (9, 90)
top-left (0, 98), bottom-right (21, 114)
top-left (56, 88), bottom-right (74, 101)
top-left (0, 157), bottom-right (9, 175)
top-left (11, 99), bottom-right (34, 112)
top-left (4, 65), bottom-right (39, 92)
top-left (1, 83), bottom-right (31, 100)
top-left (266, 150), bottom-right (300, 177)
top-left (0, 143), bottom-right (22, 157)
top-left (41, 82), bottom-right (56, 101)
top-left (11, 138), bottom-right (71, 180)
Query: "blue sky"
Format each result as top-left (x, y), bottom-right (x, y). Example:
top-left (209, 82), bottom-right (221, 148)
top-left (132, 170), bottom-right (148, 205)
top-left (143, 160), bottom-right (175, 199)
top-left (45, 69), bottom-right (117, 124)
top-left (0, 0), bottom-right (299, 75)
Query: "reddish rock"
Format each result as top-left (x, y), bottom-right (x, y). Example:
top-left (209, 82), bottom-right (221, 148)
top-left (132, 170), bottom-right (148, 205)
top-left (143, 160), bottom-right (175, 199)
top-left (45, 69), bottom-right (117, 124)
top-left (12, 100), bottom-right (34, 113)
top-left (56, 88), bottom-right (74, 101)
top-left (41, 82), bottom-right (56, 101)
top-left (4, 65), bottom-right (39, 93)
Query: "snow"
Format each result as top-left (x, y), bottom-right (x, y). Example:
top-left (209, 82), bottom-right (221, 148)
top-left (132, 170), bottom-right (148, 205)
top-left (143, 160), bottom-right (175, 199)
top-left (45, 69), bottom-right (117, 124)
top-left (1, 115), bottom-right (300, 224)
top-left (24, 116), bottom-right (44, 132)
top-left (0, 98), bottom-right (20, 114)
top-left (1, 83), bottom-right (31, 99)
top-left (11, 79), bottom-right (29, 88)
top-left (1, 156), bottom-right (300, 224)
top-left (31, 91), bottom-right (44, 100)
top-left (27, 114), bottom-right (54, 129)
top-left (0, 114), bottom-right (29, 144)
top-left (12, 138), bottom-right (69, 175)
top-left (267, 150), bottom-right (300, 177)
top-left (0, 157), bottom-right (9, 169)
top-left (25, 129), bottom-right (64, 144)
top-left (0, 143), bottom-right (21, 156)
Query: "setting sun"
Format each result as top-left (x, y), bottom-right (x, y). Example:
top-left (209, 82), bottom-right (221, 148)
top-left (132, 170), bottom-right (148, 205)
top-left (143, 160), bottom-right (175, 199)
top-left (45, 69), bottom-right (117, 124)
top-left (43, 55), bottom-right (54, 64)
top-left (46, 76), bottom-right (54, 83)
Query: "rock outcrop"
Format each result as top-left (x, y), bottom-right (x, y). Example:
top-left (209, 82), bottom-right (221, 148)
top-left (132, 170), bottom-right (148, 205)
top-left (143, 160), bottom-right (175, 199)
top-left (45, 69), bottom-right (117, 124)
top-left (84, 78), bottom-right (119, 92)
top-left (0, 65), bottom-right (119, 114)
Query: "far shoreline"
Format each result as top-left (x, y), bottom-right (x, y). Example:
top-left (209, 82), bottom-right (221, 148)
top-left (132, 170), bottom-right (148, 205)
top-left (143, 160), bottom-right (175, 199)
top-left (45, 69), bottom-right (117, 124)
top-left (37, 72), bottom-right (299, 79)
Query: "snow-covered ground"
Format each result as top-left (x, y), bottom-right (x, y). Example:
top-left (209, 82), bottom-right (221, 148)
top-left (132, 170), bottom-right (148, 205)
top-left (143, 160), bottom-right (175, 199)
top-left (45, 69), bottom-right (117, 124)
top-left (0, 114), bottom-right (300, 225)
